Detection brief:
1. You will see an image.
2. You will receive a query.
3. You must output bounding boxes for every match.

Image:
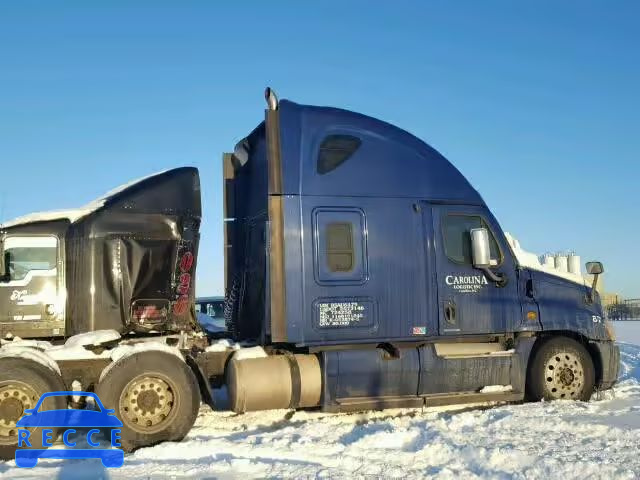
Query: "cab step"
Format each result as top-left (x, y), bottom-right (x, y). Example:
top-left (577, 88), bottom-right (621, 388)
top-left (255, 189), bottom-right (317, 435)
top-left (328, 390), bottom-right (523, 413)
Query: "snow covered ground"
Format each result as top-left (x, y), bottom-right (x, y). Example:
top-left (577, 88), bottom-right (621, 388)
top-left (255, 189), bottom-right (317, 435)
top-left (2, 322), bottom-right (640, 479)
top-left (612, 321), bottom-right (640, 345)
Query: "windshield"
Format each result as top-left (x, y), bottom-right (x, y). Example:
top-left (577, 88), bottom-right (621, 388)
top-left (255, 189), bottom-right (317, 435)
top-left (3, 236), bottom-right (58, 281)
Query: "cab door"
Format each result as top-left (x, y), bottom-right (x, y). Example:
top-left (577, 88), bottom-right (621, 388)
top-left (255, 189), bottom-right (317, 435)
top-left (432, 206), bottom-right (519, 335)
top-left (0, 235), bottom-right (64, 336)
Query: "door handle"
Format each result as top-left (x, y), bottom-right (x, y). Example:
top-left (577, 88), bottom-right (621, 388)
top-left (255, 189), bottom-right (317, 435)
top-left (444, 301), bottom-right (457, 325)
top-left (526, 279), bottom-right (535, 298)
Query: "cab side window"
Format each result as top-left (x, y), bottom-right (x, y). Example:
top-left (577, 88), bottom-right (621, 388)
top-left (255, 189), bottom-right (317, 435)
top-left (442, 215), bottom-right (501, 265)
top-left (4, 236), bottom-right (58, 282)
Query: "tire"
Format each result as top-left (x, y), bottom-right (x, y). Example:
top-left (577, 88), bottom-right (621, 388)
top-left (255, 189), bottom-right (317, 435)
top-left (526, 336), bottom-right (595, 402)
top-left (95, 351), bottom-right (201, 452)
top-left (0, 357), bottom-right (67, 460)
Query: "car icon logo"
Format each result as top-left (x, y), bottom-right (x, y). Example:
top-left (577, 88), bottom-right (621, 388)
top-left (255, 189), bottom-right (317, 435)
top-left (15, 391), bottom-right (124, 468)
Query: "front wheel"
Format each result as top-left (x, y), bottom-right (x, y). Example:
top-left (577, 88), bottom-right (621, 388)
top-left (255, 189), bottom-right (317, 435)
top-left (526, 336), bottom-right (595, 401)
top-left (95, 351), bottom-right (201, 452)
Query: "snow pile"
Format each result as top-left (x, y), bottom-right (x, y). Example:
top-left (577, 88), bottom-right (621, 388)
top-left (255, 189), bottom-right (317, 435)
top-left (46, 330), bottom-right (121, 361)
top-left (479, 385), bottom-right (513, 393)
top-left (613, 321), bottom-right (640, 345)
top-left (60, 330), bottom-right (121, 348)
top-left (0, 337), bottom-right (53, 350)
top-left (0, 345), bottom-right (61, 375)
top-left (504, 232), bottom-right (586, 285)
top-left (489, 348), bottom-right (515, 356)
top-left (97, 342), bottom-right (184, 382)
top-left (231, 346), bottom-right (267, 361)
top-left (206, 338), bottom-right (241, 352)
top-left (205, 338), bottom-right (257, 353)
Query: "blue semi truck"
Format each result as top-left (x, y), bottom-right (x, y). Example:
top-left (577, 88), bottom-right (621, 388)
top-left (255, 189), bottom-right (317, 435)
top-left (0, 89), bottom-right (619, 457)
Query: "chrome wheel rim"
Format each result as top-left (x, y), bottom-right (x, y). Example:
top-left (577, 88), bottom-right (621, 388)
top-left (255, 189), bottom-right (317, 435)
top-left (0, 381), bottom-right (39, 443)
top-left (119, 374), bottom-right (177, 433)
top-left (544, 352), bottom-right (584, 399)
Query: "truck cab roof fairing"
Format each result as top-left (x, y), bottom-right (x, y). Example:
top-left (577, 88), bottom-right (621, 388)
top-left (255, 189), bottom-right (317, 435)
top-left (2, 168), bottom-right (201, 229)
top-left (274, 99), bottom-right (485, 204)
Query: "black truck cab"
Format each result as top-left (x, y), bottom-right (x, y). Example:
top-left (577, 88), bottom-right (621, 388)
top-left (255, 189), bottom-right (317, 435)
top-left (0, 168), bottom-right (202, 339)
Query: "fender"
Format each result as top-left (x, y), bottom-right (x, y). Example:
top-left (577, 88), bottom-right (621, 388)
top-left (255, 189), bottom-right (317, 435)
top-left (530, 269), bottom-right (609, 341)
top-left (99, 342), bottom-right (184, 383)
top-left (184, 353), bottom-right (215, 408)
top-left (0, 345), bottom-right (61, 375)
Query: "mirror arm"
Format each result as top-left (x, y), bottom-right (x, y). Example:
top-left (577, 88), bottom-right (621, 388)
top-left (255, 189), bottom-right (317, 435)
top-left (0, 244), bottom-right (5, 283)
top-left (478, 266), bottom-right (507, 287)
top-left (587, 273), bottom-right (599, 304)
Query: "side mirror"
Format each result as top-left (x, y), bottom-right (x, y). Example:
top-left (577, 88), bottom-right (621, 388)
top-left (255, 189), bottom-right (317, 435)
top-left (585, 261), bottom-right (604, 303)
top-left (470, 228), bottom-right (491, 268)
top-left (470, 227), bottom-right (506, 287)
top-left (585, 261), bottom-right (604, 275)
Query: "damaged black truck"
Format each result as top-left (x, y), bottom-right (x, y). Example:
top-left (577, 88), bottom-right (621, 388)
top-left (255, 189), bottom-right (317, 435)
top-left (0, 89), bottom-right (619, 459)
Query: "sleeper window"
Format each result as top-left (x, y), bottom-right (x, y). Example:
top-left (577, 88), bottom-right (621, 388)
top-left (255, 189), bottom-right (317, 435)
top-left (326, 222), bottom-right (354, 272)
top-left (314, 209), bottom-right (368, 284)
top-left (317, 135), bottom-right (361, 174)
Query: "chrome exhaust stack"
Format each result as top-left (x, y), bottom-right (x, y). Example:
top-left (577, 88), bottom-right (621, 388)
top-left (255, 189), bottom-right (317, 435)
top-left (265, 87), bottom-right (279, 111)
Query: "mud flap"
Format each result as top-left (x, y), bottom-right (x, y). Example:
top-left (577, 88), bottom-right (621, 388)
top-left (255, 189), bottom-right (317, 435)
top-left (185, 354), bottom-right (215, 408)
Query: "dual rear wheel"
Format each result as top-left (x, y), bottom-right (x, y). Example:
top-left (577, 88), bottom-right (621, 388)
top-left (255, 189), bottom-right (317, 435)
top-left (95, 351), bottom-right (201, 452)
top-left (0, 351), bottom-right (201, 460)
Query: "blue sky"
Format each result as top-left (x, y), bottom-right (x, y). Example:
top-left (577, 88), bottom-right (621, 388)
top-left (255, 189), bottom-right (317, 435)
top-left (1, 1), bottom-right (638, 298)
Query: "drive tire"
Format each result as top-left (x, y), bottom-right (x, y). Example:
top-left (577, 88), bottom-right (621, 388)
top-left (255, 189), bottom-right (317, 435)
top-left (527, 336), bottom-right (595, 402)
top-left (0, 357), bottom-right (67, 460)
top-left (95, 351), bottom-right (201, 452)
